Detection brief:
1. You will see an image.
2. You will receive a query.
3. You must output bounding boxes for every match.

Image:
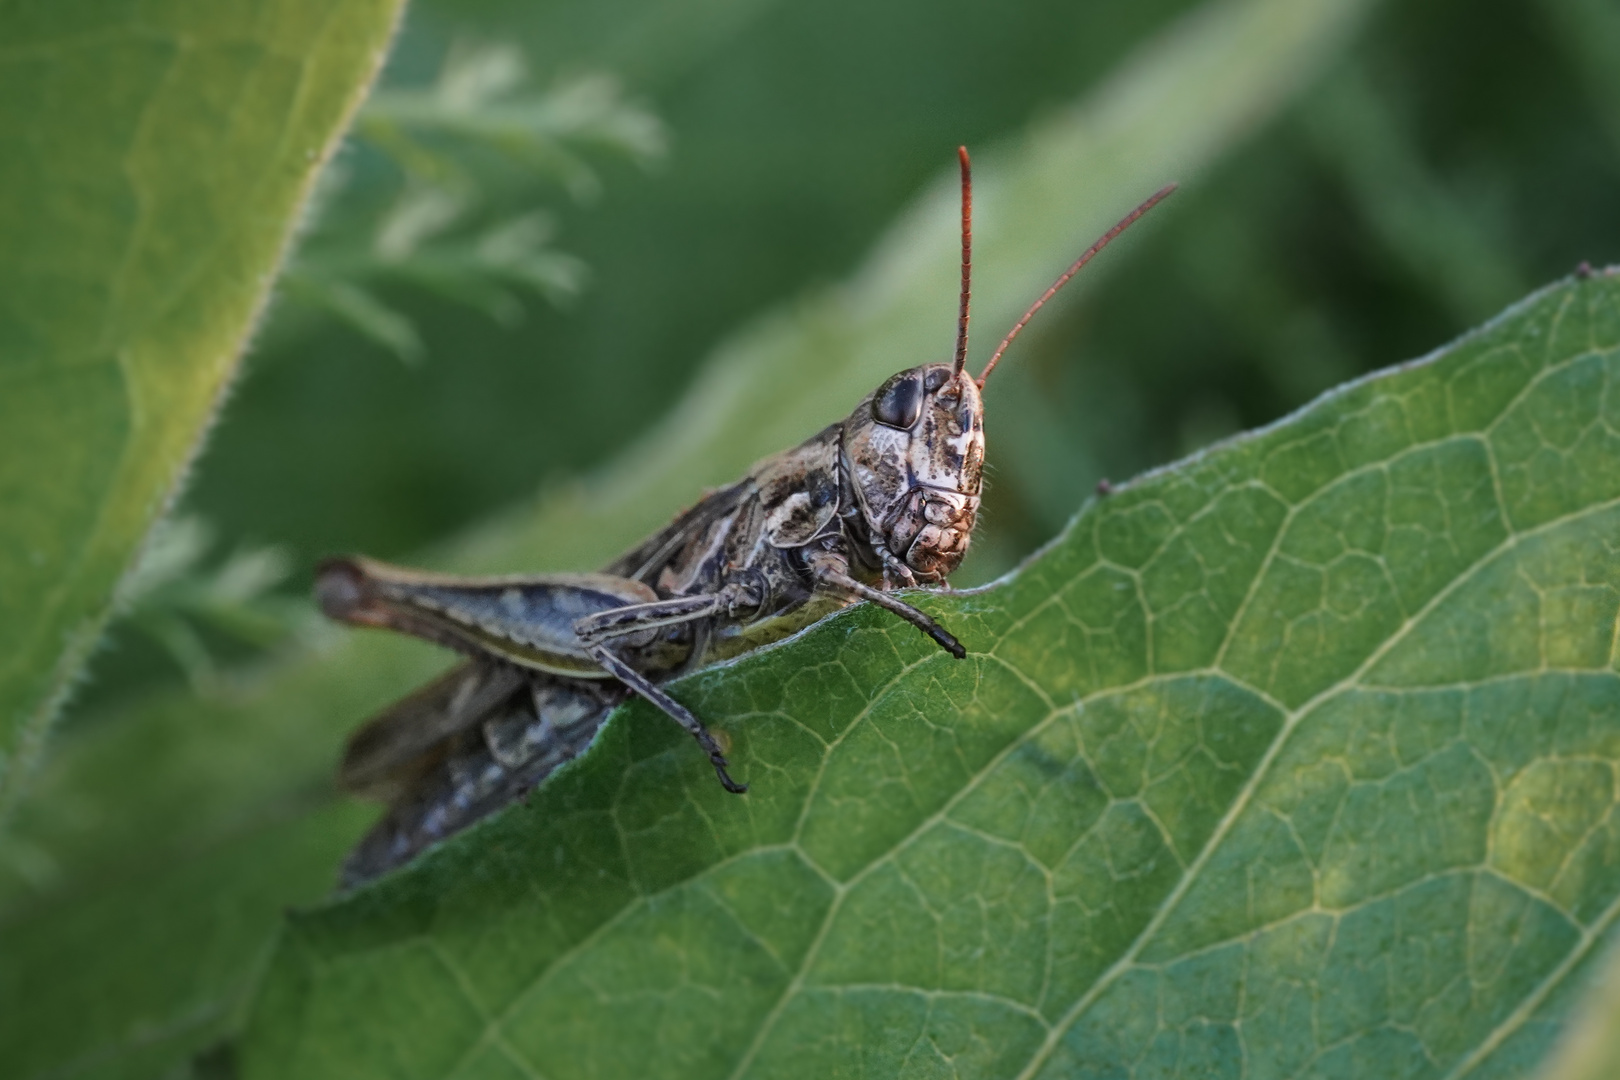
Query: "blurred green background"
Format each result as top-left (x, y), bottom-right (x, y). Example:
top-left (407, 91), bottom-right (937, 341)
top-left (74, 0), bottom-right (1620, 717)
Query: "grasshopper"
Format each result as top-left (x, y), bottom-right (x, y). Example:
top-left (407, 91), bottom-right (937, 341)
top-left (319, 149), bottom-right (1175, 885)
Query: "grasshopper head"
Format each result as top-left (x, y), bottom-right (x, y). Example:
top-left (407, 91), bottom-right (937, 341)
top-left (841, 362), bottom-right (984, 581)
top-left (837, 147), bottom-right (1175, 584)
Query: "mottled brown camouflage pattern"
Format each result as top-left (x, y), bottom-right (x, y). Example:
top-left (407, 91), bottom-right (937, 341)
top-left (316, 149), bottom-right (1170, 886)
top-left (321, 357), bottom-right (988, 886)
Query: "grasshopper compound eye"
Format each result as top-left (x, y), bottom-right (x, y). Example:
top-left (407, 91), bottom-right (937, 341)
top-left (873, 371), bottom-right (925, 429)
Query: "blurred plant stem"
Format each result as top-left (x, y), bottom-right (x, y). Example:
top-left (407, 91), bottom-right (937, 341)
top-left (1540, 0), bottom-right (1620, 162)
top-left (1302, 63), bottom-right (1527, 325)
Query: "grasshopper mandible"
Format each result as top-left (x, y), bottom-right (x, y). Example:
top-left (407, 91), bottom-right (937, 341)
top-left (318, 149), bottom-right (1175, 885)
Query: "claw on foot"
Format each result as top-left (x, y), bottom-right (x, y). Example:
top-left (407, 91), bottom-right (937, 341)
top-left (712, 754), bottom-right (748, 794)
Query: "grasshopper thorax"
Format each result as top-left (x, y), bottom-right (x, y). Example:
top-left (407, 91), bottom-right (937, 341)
top-left (841, 361), bottom-right (984, 581)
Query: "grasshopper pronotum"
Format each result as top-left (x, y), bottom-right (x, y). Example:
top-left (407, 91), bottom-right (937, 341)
top-left (318, 149), bottom-right (1175, 885)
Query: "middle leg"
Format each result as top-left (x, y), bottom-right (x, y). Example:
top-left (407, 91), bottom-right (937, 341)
top-left (587, 644), bottom-right (748, 794)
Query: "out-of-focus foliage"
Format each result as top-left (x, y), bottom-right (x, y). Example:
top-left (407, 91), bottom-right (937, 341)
top-left (0, 0), bottom-right (407, 814)
top-left (276, 41), bottom-right (667, 363)
top-left (160, 0), bottom-right (1620, 610)
top-left (4, 0), bottom-right (1620, 1074)
top-left (980, 0), bottom-right (1620, 560)
top-left (117, 515), bottom-right (323, 695)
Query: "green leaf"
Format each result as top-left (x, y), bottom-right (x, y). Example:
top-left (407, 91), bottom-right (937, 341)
top-left (0, 0), bottom-right (406, 810)
top-left (237, 270), bottom-right (1620, 1078)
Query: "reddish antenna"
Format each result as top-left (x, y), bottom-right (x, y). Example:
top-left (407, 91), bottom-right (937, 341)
top-left (978, 182), bottom-right (1178, 388)
top-left (952, 146), bottom-right (973, 377)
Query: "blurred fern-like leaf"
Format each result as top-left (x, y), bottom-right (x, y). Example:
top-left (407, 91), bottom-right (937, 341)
top-left (118, 517), bottom-right (325, 695)
top-left (279, 41), bottom-right (667, 362)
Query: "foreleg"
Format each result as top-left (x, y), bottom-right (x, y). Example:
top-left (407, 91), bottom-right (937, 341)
top-left (809, 554), bottom-right (966, 659)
